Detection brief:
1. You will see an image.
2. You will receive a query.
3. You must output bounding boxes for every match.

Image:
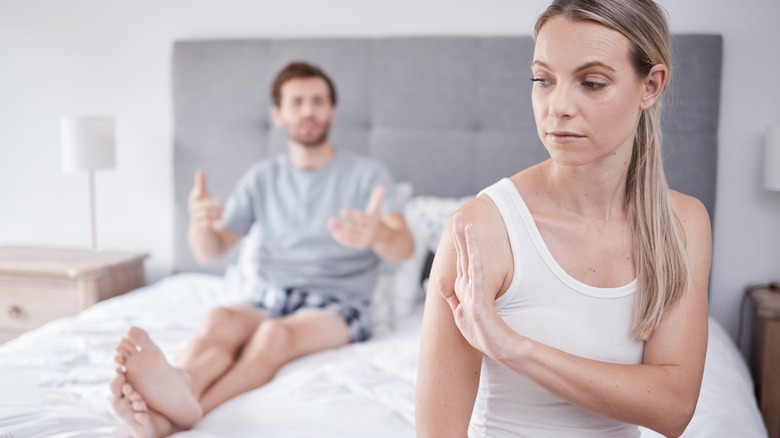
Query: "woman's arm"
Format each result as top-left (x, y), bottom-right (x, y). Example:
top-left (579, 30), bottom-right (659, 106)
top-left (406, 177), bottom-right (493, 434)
top-left (416, 199), bottom-right (511, 437)
top-left (446, 192), bottom-right (711, 437)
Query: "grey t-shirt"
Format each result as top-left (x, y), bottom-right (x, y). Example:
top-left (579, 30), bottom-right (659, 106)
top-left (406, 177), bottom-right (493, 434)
top-left (221, 150), bottom-right (399, 308)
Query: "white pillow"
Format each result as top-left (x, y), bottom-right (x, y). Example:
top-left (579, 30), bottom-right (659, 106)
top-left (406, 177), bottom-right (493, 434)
top-left (389, 194), bottom-right (473, 321)
top-left (235, 222), bottom-right (263, 299)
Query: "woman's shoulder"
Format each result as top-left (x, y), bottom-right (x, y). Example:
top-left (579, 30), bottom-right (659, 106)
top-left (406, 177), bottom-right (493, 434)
top-left (454, 184), bottom-right (513, 248)
top-left (668, 190), bottom-right (712, 255)
top-left (668, 190), bottom-right (710, 228)
top-left (459, 192), bottom-right (496, 215)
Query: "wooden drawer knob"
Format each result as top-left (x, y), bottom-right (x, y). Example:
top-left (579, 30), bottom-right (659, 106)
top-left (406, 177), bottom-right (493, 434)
top-left (7, 304), bottom-right (22, 320)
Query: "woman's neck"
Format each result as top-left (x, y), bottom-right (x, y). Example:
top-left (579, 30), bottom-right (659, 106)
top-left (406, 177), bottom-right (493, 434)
top-left (541, 158), bottom-right (630, 222)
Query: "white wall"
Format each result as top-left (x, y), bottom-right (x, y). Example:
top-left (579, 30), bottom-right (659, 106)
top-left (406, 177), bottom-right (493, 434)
top-left (1, 0), bottom-right (778, 339)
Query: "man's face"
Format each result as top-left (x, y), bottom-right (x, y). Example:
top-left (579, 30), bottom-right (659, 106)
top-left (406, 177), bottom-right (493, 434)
top-left (272, 77), bottom-right (336, 148)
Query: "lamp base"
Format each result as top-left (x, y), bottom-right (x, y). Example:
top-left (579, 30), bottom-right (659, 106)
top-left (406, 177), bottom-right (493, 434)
top-left (88, 169), bottom-right (97, 251)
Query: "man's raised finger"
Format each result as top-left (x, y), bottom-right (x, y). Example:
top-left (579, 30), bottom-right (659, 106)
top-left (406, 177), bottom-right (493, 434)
top-left (193, 170), bottom-right (208, 198)
top-left (366, 186), bottom-right (385, 215)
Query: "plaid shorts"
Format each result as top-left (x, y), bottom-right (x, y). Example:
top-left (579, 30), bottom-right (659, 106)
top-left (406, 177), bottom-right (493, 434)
top-left (250, 286), bottom-right (371, 342)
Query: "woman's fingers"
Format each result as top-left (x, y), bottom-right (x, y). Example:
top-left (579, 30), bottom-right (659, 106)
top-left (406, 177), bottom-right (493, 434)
top-left (453, 212), bottom-right (470, 287)
top-left (466, 223), bottom-right (475, 294)
top-left (437, 276), bottom-right (460, 313)
top-left (452, 215), bottom-right (463, 280)
top-left (466, 224), bottom-right (487, 314)
top-left (466, 223), bottom-right (485, 303)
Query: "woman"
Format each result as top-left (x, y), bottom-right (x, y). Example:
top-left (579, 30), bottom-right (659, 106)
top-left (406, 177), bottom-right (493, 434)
top-left (415, 1), bottom-right (711, 437)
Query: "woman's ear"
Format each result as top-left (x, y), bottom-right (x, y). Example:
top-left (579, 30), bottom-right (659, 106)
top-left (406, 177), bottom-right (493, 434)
top-left (640, 64), bottom-right (668, 110)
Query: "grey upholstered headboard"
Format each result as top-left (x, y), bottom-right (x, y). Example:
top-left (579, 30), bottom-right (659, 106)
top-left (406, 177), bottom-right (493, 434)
top-left (172, 35), bottom-right (722, 274)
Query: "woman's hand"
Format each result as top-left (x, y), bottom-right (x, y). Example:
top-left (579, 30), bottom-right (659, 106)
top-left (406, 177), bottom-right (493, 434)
top-left (438, 212), bottom-right (515, 363)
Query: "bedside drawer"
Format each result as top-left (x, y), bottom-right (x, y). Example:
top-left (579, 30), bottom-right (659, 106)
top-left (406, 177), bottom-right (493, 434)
top-left (0, 246), bottom-right (148, 344)
top-left (0, 330), bottom-right (22, 343)
top-left (0, 275), bottom-right (80, 331)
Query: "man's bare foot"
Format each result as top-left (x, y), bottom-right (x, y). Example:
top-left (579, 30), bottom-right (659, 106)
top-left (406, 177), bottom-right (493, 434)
top-left (111, 370), bottom-right (159, 438)
top-left (115, 327), bottom-right (203, 427)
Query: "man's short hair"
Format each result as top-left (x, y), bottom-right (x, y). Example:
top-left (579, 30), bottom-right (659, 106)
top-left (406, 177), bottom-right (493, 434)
top-left (271, 62), bottom-right (337, 107)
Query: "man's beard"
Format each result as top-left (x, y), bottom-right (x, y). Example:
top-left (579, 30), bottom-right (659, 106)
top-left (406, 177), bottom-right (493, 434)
top-left (292, 121), bottom-right (331, 148)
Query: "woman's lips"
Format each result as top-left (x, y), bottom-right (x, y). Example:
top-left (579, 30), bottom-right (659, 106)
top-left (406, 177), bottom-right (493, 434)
top-left (547, 132), bottom-right (585, 144)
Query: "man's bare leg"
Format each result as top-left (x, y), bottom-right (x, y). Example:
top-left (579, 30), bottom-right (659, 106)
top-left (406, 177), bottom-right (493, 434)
top-left (116, 304), bottom-right (267, 427)
top-left (199, 310), bottom-right (351, 414)
top-left (175, 304), bottom-right (268, 397)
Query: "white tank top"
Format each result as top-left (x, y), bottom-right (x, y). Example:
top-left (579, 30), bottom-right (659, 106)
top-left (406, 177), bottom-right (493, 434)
top-left (469, 178), bottom-right (644, 438)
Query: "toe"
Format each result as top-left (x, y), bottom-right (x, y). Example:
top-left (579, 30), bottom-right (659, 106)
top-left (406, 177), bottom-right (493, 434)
top-left (110, 372), bottom-right (126, 398)
top-left (129, 392), bottom-right (146, 410)
top-left (133, 411), bottom-right (149, 424)
top-left (131, 399), bottom-right (147, 412)
top-left (122, 383), bottom-right (134, 398)
top-left (117, 338), bottom-right (135, 357)
top-left (125, 387), bottom-right (149, 412)
top-left (127, 326), bottom-right (151, 348)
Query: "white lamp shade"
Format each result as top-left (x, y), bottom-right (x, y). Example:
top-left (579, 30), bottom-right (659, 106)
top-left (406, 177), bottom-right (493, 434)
top-left (766, 126), bottom-right (780, 191)
top-left (61, 117), bottom-right (116, 173)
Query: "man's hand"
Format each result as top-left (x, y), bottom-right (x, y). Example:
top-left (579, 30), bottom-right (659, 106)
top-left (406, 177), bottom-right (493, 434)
top-left (188, 170), bottom-right (223, 230)
top-left (187, 170), bottom-right (239, 266)
top-left (327, 186), bottom-right (386, 250)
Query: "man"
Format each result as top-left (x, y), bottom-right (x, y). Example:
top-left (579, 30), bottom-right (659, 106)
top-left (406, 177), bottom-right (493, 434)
top-left (109, 62), bottom-right (414, 437)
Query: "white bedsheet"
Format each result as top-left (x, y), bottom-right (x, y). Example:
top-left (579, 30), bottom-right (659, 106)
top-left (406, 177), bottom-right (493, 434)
top-left (0, 274), bottom-right (767, 437)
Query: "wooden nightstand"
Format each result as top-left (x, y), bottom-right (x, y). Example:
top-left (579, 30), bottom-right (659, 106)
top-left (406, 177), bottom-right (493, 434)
top-left (0, 246), bottom-right (148, 343)
top-left (750, 284), bottom-right (780, 438)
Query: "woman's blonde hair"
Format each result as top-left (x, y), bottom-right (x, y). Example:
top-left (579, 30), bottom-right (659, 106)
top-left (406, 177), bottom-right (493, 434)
top-left (534, 0), bottom-right (689, 340)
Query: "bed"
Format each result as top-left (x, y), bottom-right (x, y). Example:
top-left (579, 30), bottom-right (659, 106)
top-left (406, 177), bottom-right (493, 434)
top-left (0, 35), bottom-right (769, 437)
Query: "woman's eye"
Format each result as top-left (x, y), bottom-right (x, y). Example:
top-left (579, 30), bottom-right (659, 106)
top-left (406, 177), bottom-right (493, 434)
top-left (530, 77), bottom-right (550, 88)
top-left (581, 80), bottom-right (606, 91)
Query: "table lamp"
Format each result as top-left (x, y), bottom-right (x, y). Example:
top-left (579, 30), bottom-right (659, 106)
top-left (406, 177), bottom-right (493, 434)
top-left (766, 126), bottom-right (780, 192)
top-left (61, 117), bottom-right (116, 251)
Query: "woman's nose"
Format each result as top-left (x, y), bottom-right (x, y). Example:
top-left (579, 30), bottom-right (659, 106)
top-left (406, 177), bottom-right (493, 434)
top-left (548, 84), bottom-right (576, 119)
